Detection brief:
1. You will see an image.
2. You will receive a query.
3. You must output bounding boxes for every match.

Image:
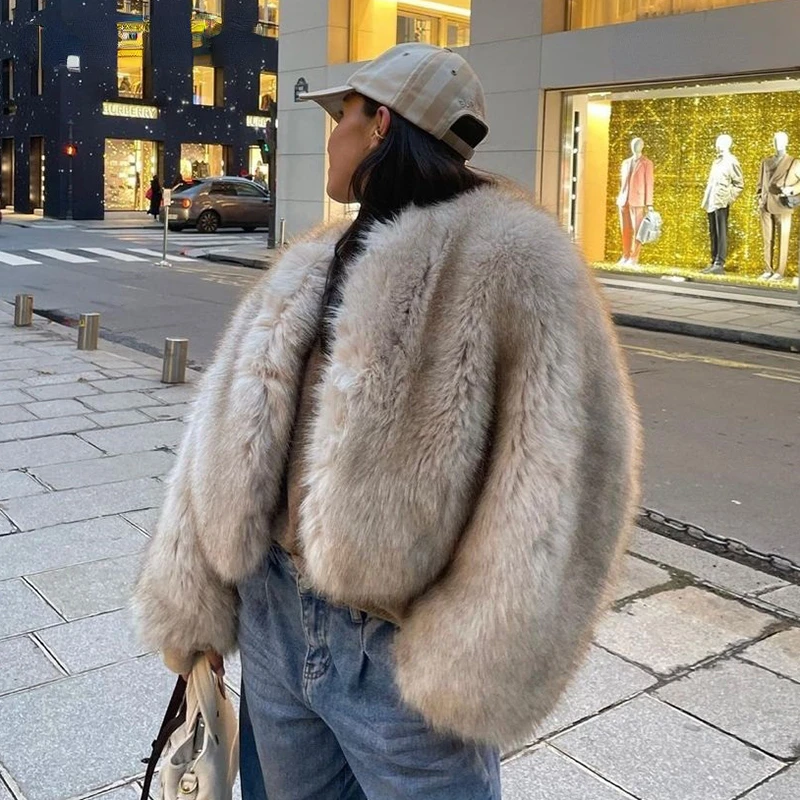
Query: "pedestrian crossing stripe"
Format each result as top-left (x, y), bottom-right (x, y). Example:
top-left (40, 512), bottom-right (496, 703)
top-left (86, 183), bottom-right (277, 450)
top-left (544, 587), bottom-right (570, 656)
top-left (0, 248), bottom-right (200, 265)
top-left (128, 248), bottom-right (196, 262)
top-left (79, 247), bottom-right (147, 262)
top-left (29, 249), bottom-right (96, 263)
top-left (0, 252), bottom-right (41, 266)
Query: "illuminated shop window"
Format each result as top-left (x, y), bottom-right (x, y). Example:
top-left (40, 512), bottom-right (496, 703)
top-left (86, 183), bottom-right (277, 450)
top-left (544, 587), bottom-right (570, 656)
top-left (568, 0), bottom-right (777, 31)
top-left (117, 23), bottom-right (146, 99)
top-left (259, 72), bottom-right (277, 112)
top-left (180, 142), bottom-right (224, 181)
top-left (192, 0), bottom-right (223, 46)
top-left (117, 0), bottom-right (150, 15)
top-left (256, 0), bottom-right (279, 37)
top-left (104, 138), bottom-right (158, 211)
top-left (555, 76), bottom-right (800, 290)
top-left (351, 0), bottom-right (470, 62)
top-left (192, 60), bottom-right (221, 106)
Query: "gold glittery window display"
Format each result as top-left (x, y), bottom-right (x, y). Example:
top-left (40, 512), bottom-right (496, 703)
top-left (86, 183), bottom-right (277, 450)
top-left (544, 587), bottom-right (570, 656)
top-left (601, 89), bottom-right (800, 279)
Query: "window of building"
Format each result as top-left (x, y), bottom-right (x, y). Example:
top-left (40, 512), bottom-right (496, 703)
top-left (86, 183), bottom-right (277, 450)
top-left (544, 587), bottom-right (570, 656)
top-left (256, 0), bottom-right (279, 37)
top-left (259, 72), bottom-right (276, 112)
top-left (2, 59), bottom-right (14, 111)
top-left (8, 0), bottom-right (15, 22)
top-left (192, 60), bottom-right (221, 106)
top-left (33, 0), bottom-right (45, 10)
top-left (351, 0), bottom-right (470, 62)
top-left (30, 25), bottom-right (42, 95)
top-left (117, 0), bottom-right (150, 14)
top-left (552, 75), bottom-right (800, 291)
top-left (192, 0), bottom-right (223, 46)
top-left (181, 143), bottom-right (224, 180)
top-left (118, 23), bottom-right (146, 98)
top-left (104, 138), bottom-right (158, 211)
top-left (568, 0), bottom-right (776, 30)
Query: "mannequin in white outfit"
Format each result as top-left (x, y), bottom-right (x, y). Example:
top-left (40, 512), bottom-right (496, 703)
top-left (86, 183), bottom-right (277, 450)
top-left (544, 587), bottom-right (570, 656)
top-left (616, 137), bottom-right (654, 267)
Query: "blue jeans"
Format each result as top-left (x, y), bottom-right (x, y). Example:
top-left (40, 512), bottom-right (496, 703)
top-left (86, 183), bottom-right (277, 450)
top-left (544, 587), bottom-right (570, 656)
top-left (237, 544), bottom-right (501, 799)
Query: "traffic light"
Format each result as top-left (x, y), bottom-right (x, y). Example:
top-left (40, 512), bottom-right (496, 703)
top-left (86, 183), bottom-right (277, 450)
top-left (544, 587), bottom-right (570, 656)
top-left (257, 138), bottom-right (269, 162)
top-left (64, 143), bottom-right (77, 157)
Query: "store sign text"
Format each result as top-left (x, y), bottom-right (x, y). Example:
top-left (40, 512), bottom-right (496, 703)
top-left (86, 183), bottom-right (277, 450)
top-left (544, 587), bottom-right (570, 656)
top-left (246, 115), bottom-right (271, 129)
top-left (102, 102), bottom-right (159, 120)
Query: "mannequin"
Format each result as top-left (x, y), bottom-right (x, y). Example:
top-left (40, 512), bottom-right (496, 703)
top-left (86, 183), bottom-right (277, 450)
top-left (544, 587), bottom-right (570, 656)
top-left (700, 134), bottom-right (744, 274)
top-left (616, 137), bottom-right (654, 266)
top-left (759, 131), bottom-right (800, 281)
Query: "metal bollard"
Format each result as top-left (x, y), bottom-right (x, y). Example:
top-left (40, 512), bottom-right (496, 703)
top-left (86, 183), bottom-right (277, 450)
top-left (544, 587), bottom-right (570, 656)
top-left (14, 294), bottom-right (34, 327)
top-left (162, 338), bottom-right (188, 384)
top-left (77, 313), bottom-right (100, 350)
top-left (279, 217), bottom-right (286, 248)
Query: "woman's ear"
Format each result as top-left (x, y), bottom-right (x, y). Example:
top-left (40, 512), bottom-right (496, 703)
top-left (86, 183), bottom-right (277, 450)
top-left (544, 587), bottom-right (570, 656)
top-left (376, 106), bottom-right (391, 140)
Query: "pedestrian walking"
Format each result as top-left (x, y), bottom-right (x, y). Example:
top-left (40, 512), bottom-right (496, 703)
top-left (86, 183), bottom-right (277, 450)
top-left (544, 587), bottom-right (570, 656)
top-left (146, 175), bottom-right (162, 220)
top-left (134, 43), bottom-right (640, 799)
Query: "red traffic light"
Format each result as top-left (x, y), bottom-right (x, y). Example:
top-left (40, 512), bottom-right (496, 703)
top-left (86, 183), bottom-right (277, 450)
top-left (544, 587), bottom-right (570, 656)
top-left (64, 143), bottom-right (77, 157)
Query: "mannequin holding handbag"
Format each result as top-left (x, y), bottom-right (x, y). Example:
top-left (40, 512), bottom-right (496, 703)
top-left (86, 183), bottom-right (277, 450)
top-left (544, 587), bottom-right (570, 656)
top-left (141, 656), bottom-right (239, 800)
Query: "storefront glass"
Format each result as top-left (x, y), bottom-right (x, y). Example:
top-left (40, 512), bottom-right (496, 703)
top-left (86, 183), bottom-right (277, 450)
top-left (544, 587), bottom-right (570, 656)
top-left (248, 145), bottom-right (269, 187)
top-left (117, 0), bottom-right (150, 15)
top-left (117, 23), bottom-right (146, 98)
top-left (180, 143), bottom-right (224, 181)
top-left (192, 63), bottom-right (216, 106)
top-left (568, 0), bottom-right (777, 30)
top-left (350, 0), bottom-right (470, 62)
top-left (192, 0), bottom-right (223, 46)
top-left (256, 0), bottom-right (279, 37)
top-left (559, 76), bottom-right (800, 288)
top-left (259, 72), bottom-right (277, 111)
top-left (104, 138), bottom-right (157, 211)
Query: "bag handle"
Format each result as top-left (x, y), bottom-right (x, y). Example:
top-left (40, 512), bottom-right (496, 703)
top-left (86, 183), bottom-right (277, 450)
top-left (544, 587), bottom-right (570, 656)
top-left (140, 676), bottom-right (188, 800)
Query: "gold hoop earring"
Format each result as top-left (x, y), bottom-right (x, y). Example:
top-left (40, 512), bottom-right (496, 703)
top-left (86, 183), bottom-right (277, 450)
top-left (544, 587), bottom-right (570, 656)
top-left (375, 131), bottom-right (386, 140)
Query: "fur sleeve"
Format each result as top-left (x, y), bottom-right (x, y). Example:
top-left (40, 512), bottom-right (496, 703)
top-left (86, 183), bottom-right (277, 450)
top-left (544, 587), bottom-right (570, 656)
top-left (393, 224), bottom-right (641, 749)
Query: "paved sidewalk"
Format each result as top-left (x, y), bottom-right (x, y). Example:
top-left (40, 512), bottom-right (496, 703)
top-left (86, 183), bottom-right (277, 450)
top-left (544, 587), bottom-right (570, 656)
top-left (1, 303), bottom-right (799, 800)
top-left (193, 246), bottom-right (800, 352)
top-left (3, 212), bottom-right (156, 230)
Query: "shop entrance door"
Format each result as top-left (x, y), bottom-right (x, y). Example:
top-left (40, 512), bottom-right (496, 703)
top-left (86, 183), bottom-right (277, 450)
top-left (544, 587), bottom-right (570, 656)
top-left (104, 138), bottom-right (158, 211)
top-left (1, 138), bottom-right (14, 208)
top-left (29, 137), bottom-right (44, 211)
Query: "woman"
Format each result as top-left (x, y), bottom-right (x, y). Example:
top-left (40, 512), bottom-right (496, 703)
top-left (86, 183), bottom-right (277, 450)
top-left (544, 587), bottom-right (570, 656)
top-left (147, 175), bottom-right (162, 220)
top-left (135, 43), bottom-right (640, 799)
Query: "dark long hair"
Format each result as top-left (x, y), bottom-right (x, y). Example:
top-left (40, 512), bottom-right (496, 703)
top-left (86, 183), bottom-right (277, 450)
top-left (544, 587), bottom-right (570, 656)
top-left (319, 95), bottom-right (491, 352)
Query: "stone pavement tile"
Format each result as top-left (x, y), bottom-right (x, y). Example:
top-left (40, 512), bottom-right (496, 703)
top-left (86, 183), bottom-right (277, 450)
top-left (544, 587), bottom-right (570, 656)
top-left (532, 645), bottom-right (656, 740)
top-left (0, 389), bottom-right (33, 406)
top-left (22, 370), bottom-right (106, 387)
top-left (0, 655), bottom-right (174, 800)
top-left (24, 381), bottom-right (98, 401)
top-left (0, 517), bottom-right (144, 581)
top-left (122, 508), bottom-right (160, 535)
top-left (0, 404), bottom-right (35, 423)
top-left (86, 409), bottom-right (153, 428)
top-left (614, 554), bottom-right (671, 601)
top-left (0, 345), bottom-right (35, 361)
top-left (594, 586), bottom-right (775, 674)
top-left (0, 414), bottom-right (96, 444)
top-left (760, 585), bottom-right (800, 616)
top-left (95, 786), bottom-right (141, 800)
top-left (741, 764), bottom-right (800, 800)
top-left (502, 746), bottom-right (635, 800)
top-left (80, 420), bottom-right (184, 455)
top-left (0, 513), bottom-right (12, 534)
top-left (0, 578), bottom-right (62, 638)
top-left (552, 695), bottom-right (781, 800)
top-left (3, 477), bottom-right (163, 531)
top-left (29, 553), bottom-right (142, 620)
top-left (0, 433), bottom-right (101, 470)
top-left (140, 403), bottom-right (191, 421)
top-left (37, 609), bottom-right (147, 674)
top-left (630, 529), bottom-right (787, 595)
top-left (31, 451), bottom-right (174, 491)
top-left (0, 636), bottom-right (62, 695)
top-left (224, 650), bottom-right (242, 696)
top-left (0, 779), bottom-right (11, 799)
top-left (89, 377), bottom-right (164, 393)
top-left (146, 386), bottom-right (197, 404)
top-left (739, 629), bottom-right (800, 683)
top-left (0, 470), bottom-right (46, 500)
top-left (80, 391), bottom-right (161, 412)
top-left (657, 658), bottom-right (800, 758)
top-left (23, 398), bottom-right (89, 419)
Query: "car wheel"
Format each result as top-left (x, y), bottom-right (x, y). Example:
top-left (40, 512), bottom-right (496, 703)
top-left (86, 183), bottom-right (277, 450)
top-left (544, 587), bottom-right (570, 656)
top-left (196, 210), bottom-right (221, 233)
top-left (242, 226), bottom-right (256, 232)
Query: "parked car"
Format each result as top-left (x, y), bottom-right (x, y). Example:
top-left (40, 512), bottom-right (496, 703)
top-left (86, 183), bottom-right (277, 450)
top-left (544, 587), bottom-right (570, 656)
top-left (160, 176), bottom-right (272, 233)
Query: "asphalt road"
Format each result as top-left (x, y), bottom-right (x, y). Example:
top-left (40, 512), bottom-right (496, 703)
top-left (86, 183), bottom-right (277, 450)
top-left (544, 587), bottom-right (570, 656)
top-left (1, 220), bottom-right (798, 562)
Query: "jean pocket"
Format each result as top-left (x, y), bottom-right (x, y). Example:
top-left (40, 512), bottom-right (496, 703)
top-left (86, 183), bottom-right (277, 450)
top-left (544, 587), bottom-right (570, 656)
top-left (360, 616), bottom-right (398, 667)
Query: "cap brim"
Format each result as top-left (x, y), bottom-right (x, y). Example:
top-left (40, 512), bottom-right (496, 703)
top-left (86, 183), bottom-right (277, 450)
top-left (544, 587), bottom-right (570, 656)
top-left (297, 85), bottom-right (353, 121)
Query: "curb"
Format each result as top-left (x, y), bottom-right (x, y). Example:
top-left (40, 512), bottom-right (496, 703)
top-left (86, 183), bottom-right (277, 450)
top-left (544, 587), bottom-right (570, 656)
top-left (613, 312), bottom-right (800, 353)
top-left (190, 250), bottom-right (272, 270)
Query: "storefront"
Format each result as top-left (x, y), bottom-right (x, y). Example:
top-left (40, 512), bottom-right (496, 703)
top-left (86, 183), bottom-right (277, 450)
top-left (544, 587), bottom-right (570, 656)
top-left (180, 143), bottom-right (225, 181)
top-left (558, 74), bottom-right (800, 289)
top-left (104, 138), bottom-right (158, 211)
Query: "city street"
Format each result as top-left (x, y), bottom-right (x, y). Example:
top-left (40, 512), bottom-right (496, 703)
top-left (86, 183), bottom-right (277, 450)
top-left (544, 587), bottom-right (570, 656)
top-left (1, 223), bottom-right (798, 563)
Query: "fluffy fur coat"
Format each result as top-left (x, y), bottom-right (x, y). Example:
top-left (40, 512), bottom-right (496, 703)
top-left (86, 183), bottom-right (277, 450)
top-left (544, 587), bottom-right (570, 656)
top-left (134, 183), bottom-right (640, 749)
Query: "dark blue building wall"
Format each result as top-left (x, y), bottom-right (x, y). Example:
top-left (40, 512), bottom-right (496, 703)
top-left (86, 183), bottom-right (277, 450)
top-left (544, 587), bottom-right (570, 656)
top-left (0, 0), bottom-right (277, 219)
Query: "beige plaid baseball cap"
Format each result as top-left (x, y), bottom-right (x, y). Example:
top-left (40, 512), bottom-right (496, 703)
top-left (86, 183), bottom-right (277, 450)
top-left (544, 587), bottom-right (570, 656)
top-left (298, 43), bottom-right (489, 160)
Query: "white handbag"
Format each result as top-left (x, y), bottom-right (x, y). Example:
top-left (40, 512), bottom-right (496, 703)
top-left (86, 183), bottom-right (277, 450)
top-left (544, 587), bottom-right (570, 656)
top-left (141, 657), bottom-right (239, 800)
top-left (636, 210), bottom-right (663, 245)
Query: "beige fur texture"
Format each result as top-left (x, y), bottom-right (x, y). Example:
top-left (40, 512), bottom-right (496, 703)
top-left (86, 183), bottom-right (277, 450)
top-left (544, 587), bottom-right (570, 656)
top-left (134, 184), bottom-right (640, 749)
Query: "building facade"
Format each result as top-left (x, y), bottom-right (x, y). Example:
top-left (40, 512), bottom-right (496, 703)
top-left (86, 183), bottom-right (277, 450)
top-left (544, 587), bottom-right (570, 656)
top-left (277, 0), bottom-right (800, 289)
top-left (0, 0), bottom-right (278, 219)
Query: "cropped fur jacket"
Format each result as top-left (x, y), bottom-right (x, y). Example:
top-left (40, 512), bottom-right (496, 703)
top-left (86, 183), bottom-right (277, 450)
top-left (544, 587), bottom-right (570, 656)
top-left (134, 183), bottom-right (640, 749)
